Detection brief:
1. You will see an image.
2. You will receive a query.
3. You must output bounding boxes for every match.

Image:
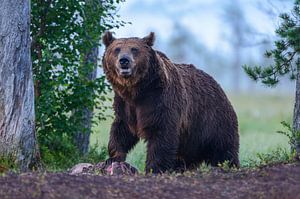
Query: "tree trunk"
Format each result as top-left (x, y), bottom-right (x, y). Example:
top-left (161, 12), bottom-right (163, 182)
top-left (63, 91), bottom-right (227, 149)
top-left (74, 46), bottom-right (98, 155)
top-left (233, 44), bottom-right (241, 93)
top-left (293, 69), bottom-right (300, 159)
top-left (0, 0), bottom-right (37, 171)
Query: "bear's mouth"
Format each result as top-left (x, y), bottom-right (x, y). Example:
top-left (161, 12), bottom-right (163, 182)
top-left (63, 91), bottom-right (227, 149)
top-left (119, 68), bottom-right (132, 78)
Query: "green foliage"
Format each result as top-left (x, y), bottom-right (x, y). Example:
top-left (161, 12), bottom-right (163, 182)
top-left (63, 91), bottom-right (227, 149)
top-left (31, 0), bottom-right (125, 169)
top-left (243, 147), bottom-right (292, 168)
top-left (80, 144), bottom-right (108, 164)
top-left (42, 143), bottom-right (108, 171)
top-left (277, 121), bottom-right (300, 158)
top-left (243, 0), bottom-right (300, 86)
top-left (0, 156), bottom-right (16, 174)
top-left (198, 163), bottom-right (212, 173)
top-left (217, 160), bottom-right (237, 172)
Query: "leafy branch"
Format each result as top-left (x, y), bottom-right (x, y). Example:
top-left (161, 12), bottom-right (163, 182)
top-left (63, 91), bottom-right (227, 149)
top-left (243, 1), bottom-right (300, 86)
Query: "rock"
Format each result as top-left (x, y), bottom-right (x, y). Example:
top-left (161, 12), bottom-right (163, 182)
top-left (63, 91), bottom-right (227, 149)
top-left (97, 162), bottom-right (138, 175)
top-left (70, 163), bottom-right (93, 175)
top-left (69, 162), bottom-right (138, 176)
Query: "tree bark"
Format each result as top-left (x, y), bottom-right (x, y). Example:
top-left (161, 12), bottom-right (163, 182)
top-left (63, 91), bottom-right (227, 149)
top-left (74, 46), bottom-right (98, 155)
top-left (293, 69), bottom-right (300, 159)
top-left (0, 0), bottom-right (37, 170)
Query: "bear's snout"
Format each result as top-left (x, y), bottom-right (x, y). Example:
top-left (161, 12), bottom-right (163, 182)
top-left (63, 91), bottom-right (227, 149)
top-left (117, 55), bottom-right (134, 78)
top-left (119, 57), bottom-right (130, 68)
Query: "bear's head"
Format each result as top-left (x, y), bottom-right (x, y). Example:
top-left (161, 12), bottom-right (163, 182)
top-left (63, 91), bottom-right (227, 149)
top-left (102, 32), bottom-right (156, 86)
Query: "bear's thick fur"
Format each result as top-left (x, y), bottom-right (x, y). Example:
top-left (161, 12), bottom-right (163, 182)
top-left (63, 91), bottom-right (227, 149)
top-left (102, 31), bottom-right (239, 173)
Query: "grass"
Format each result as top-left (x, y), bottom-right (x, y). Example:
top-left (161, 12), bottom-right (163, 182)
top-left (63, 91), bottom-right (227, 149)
top-left (231, 94), bottom-right (293, 165)
top-left (90, 93), bottom-right (294, 170)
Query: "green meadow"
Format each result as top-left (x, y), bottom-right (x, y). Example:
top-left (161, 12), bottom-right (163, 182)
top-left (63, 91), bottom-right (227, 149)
top-left (91, 93), bottom-right (294, 170)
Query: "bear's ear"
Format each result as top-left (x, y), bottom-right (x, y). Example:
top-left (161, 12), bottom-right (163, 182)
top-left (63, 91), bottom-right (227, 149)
top-left (142, 32), bottom-right (155, 46)
top-left (102, 31), bottom-right (115, 47)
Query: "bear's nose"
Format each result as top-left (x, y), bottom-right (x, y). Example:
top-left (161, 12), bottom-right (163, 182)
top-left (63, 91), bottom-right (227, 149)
top-left (119, 57), bottom-right (130, 68)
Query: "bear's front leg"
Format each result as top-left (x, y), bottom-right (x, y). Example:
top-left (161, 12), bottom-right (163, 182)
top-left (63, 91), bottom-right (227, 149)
top-left (145, 131), bottom-right (179, 174)
top-left (106, 119), bottom-right (139, 165)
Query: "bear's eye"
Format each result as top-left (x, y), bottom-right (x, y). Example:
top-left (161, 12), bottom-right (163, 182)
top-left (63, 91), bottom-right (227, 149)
top-left (131, 47), bottom-right (139, 54)
top-left (114, 48), bottom-right (121, 54)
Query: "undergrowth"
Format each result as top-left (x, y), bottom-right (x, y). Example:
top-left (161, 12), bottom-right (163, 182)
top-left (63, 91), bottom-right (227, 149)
top-left (216, 121), bottom-right (298, 171)
top-left (0, 156), bottom-right (16, 174)
top-left (41, 143), bottom-right (108, 171)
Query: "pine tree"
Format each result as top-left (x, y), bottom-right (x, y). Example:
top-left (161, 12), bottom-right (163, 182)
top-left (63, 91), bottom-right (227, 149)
top-left (243, 0), bottom-right (300, 158)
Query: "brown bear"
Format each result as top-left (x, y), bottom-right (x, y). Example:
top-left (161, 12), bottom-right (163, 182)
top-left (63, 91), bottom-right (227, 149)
top-left (102, 31), bottom-right (239, 174)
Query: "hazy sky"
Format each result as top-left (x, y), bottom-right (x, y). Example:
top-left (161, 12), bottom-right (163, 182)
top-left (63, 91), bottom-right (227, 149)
top-left (113, 0), bottom-right (293, 51)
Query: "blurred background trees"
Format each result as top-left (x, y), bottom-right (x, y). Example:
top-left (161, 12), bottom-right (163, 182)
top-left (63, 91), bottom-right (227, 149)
top-left (114, 0), bottom-right (294, 93)
top-left (222, 0), bottom-right (266, 93)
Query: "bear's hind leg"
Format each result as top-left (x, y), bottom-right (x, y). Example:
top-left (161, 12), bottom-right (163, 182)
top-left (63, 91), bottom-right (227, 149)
top-left (208, 149), bottom-right (240, 168)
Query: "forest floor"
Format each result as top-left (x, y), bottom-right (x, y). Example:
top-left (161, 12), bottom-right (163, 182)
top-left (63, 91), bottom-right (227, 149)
top-left (0, 162), bottom-right (299, 199)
